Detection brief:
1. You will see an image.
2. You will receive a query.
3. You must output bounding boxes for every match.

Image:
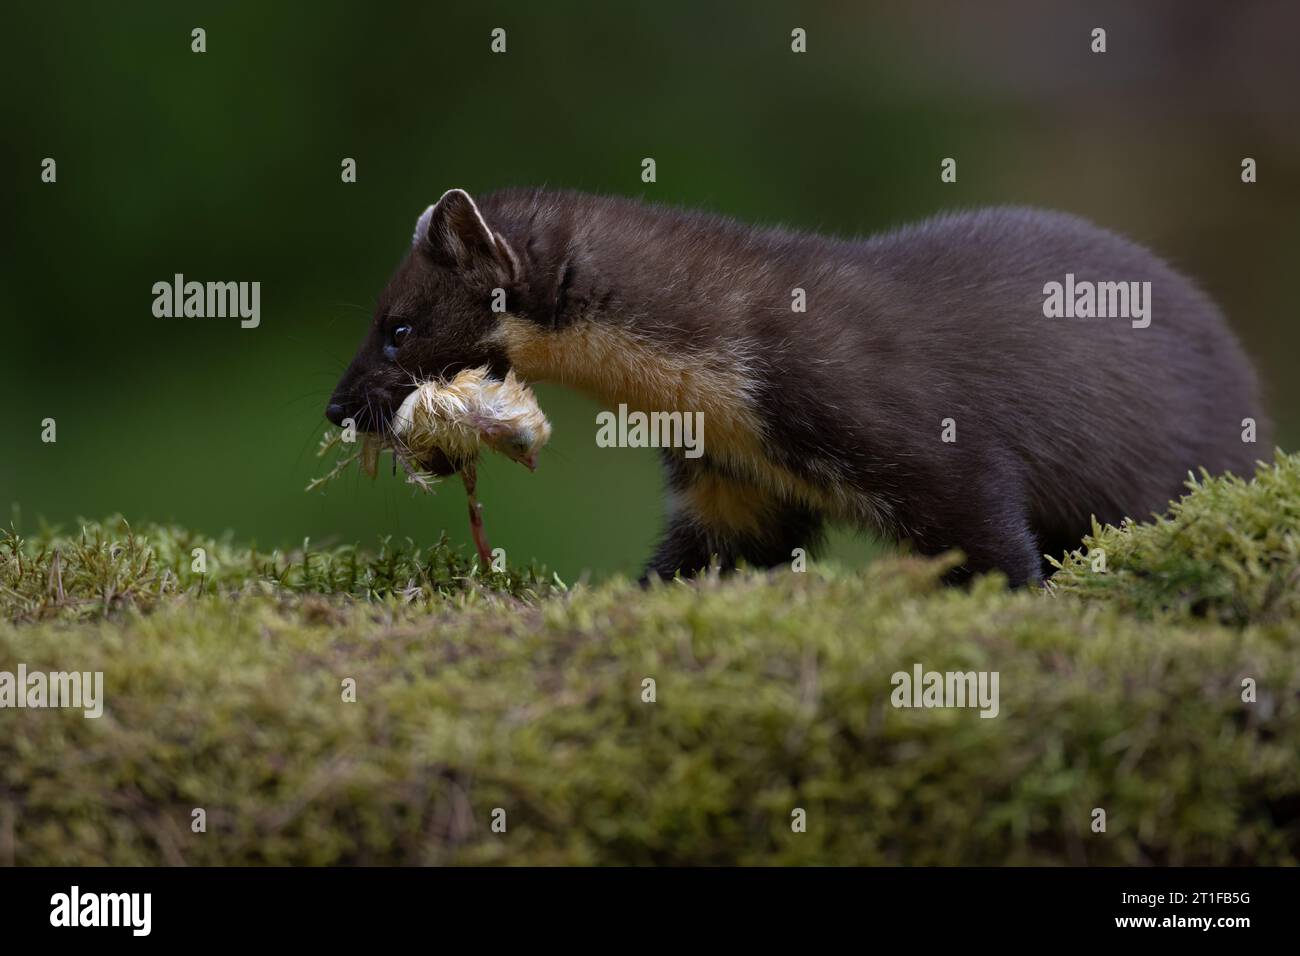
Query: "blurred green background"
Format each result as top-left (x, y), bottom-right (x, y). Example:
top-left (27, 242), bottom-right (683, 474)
top-left (3, 0), bottom-right (1297, 580)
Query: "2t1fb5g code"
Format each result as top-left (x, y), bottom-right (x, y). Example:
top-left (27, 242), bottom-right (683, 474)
top-left (1123, 892), bottom-right (1250, 907)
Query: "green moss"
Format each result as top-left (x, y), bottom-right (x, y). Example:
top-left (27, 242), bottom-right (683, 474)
top-left (0, 517), bottom-right (562, 624)
top-left (1048, 450), bottom-right (1300, 626)
top-left (1, 453), bottom-right (1298, 865)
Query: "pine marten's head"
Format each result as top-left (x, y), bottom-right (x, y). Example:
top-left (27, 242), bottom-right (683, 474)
top-left (326, 188), bottom-right (520, 472)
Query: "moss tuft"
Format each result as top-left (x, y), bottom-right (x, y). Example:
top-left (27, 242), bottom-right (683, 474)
top-left (1048, 450), bottom-right (1300, 626)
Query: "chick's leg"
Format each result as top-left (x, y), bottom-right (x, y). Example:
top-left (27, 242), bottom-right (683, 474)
top-left (460, 464), bottom-right (494, 569)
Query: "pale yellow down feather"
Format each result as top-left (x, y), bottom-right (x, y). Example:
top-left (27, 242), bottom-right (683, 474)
top-left (390, 367), bottom-right (551, 472)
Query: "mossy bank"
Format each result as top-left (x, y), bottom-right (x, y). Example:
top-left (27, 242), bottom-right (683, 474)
top-left (2, 453), bottom-right (1298, 865)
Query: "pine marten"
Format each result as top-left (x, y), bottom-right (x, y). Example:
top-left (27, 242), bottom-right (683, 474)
top-left (326, 187), bottom-right (1269, 586)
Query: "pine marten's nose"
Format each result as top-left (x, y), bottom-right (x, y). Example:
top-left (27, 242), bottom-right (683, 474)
top-left (324, 391), bottom-right (395, 432)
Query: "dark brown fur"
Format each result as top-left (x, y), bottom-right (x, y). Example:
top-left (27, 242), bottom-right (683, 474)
top-left (328, 188), bottom-right (1269, 585)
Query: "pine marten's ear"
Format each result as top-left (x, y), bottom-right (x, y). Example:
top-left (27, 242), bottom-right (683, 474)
top-left (415, 188), bottom-right (520, 282)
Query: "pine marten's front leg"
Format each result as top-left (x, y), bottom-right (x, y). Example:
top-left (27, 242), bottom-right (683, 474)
top-left (642, 455), bottom-right (824, 581)
top-left (642, 512), bottom-right (715, 581)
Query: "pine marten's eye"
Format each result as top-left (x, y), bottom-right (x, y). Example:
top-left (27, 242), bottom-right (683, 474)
top-left (384, 325), bottom-right (412, 359)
